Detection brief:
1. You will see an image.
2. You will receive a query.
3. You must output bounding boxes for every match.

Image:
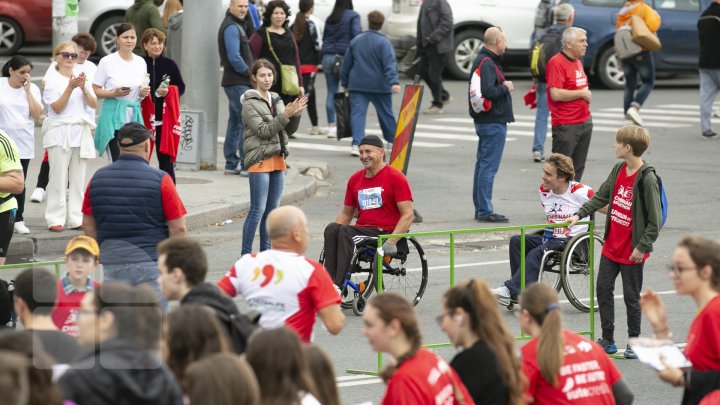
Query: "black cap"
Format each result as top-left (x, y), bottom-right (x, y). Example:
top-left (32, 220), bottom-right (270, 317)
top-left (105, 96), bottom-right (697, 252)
top-left (117, 122), bottom-right (151, 147)
top-left (358, 135), bottom-right (384, 149)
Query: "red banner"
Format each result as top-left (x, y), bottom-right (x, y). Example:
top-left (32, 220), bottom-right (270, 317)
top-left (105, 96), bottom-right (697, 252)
top-left (390, 84), bottom-right (423, 174)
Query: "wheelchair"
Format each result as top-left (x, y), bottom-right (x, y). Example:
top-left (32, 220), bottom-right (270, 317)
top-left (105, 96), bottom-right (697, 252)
top-left (505, 231), bottom-right (604, 313)
top-left (320, 236), bottom-right (429, 316)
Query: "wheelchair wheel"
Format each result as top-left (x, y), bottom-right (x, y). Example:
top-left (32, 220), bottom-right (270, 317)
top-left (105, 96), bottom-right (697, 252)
top-left (538, 250), bottom-right (563, 293)
top-left (352, 295), bottom-right (367, 316)
top-left (340, 247), bottom-right (377, 310)
top-left (377, 237), bottom-right (428, 307)
top-left (561, 232), bottom-right (604, 312)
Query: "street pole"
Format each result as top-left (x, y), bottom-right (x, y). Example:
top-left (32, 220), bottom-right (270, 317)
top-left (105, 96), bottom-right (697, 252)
top-left (52, 0), bottom-right (79, 48)
top-left (179, 0), bottom-right (222, 170)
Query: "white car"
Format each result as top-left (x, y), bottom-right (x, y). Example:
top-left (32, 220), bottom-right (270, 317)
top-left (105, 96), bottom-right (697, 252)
top-left (77, 0), bottom-right (136, 57)
top-left (386, 0), bottom-right (536, 79)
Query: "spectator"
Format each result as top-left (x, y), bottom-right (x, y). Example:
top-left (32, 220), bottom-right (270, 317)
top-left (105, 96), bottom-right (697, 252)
top-left (417, 0), bottom-right (453, 114)
top-left (141, 28), bottom-right (186, 182)
top-left (616, 0), bottom-right (661, 126)
top-left (184, 353), bottom-right (260, 405)
top-left (567, 125), bottom-right (662, 359)
top-left (250, 0), bottom-right (304, 106)
top-left (93, 23), bottom-right (150, 161)
top-left (0, 130), bottom-right (24, 264)
top-left (0, 351), bottom-right (31, 405)
top-left (60, 282), bottom-right (183, 405)
top-left (292, 0), bottom-right (324, 135)
top-left (162, 0), bottom-right (182, 28)
top-left (82, 122), bottom-right (187, 308)
top-left (246, 328), bottom-right (321, 405)
top-left (546, 27), bottom-right (592, 181)
top-left (469, 27), bottom-right (514, 223)
top-left (641, 235), bottom-right (720, 404)
top-left (303, 345), bottom-right (342, 405)
top-left (239, 60), bottom-right (305, 254)
top-left (165, 304), bottom-right (232, 382)
top-left (320, 0), bottom-right (361, 137)
top-left (440, 278), bottom-right (527, 404)
top-left (218, 0), bottom-right (255, 176)
top-left (165, 0), bottom-right (184, 65)
top-left (531, 3), bottom-right (574, 163)
top-left (51, 236), bottom-right (101, 338)
top-left (125, 0), bottom-right (166, 55)
top-left (0, 56), bottom-right (42, 235)
top-left (518, 283), bottom-right (634, 404)
top-left (340, 11), bottom-right (400, 156)
top-left (218, 205), bottom-right (344, 342)
top-left (42, 40), bottom-right (98, 233)
top-left (13, 268), bottom-right (81, 365)
top-left (363, 292), bottom-right (473, 404)
top-left (532, 0), bottom-right (562, 41)
top-left (698, 0), bottom-right (720, 139)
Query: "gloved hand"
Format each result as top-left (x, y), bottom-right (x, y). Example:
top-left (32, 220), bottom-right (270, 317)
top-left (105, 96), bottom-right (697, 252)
top-left (381, 241), bottom-right (397, 258)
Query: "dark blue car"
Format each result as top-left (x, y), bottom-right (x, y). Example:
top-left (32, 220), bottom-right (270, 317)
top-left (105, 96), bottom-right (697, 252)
top-left (563, 0), bottom-right (710, 89)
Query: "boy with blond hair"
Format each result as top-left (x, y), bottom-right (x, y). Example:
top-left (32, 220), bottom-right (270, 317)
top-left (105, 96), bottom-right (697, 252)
top-left (567, 125), bottom-right (662, 359)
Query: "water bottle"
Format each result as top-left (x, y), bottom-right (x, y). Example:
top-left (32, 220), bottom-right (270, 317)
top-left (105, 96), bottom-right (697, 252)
top-left (155, 75), bottom-right (170, 98)
top-left (141, 73), bottom-right (151, 92)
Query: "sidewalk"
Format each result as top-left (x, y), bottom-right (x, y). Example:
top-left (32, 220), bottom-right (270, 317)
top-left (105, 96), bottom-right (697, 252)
top-left (9, 142), bottom-right (328, 261)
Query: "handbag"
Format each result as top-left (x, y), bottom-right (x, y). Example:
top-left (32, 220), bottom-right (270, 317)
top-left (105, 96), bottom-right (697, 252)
top-left (265, 29), bottom-right (300, 96)
top-left (630, 15), bottom-right (661, 52)
top-left (334, 92), bottom-right (351, 140)
top-left (614, 24), bottom-right (642, 60)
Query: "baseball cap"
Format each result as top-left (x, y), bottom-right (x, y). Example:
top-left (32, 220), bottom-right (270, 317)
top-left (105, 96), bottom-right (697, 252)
top-left (65, 235), bottom-right (100, 257)
top-left (117, 122), bottom-right (151, 147)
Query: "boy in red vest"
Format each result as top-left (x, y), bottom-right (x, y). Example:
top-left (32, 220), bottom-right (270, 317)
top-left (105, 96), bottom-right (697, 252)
top-left (51, 235), bottom-right (100, 337)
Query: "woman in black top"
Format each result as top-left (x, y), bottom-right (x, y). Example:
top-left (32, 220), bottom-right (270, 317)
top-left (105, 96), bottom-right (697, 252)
top-left (291, 0), bottom-right (322, 134)
top-left (250, 0), bottom-right (304, 106)
top-left (439, 278), bottom-right (527, 405)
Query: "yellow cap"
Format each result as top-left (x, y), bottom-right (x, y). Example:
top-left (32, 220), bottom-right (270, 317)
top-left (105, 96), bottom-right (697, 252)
top-left (65, 235), bottom-right (100, 257)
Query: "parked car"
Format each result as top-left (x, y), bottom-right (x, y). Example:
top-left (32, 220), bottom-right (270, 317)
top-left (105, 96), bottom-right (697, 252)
top-left (385, 0), bottom-right (536, 79)
top-left (78, 0), bottom-right (134, 57)
top-left (562, 0), bottom-right (709, 89)
top-left (0, 0), bottom-right (51, 55)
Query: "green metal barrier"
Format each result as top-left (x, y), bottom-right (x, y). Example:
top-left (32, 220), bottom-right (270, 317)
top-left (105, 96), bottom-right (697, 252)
top-left (346, 221), bottom-right (596, 376)
top-left (0, 260), bottom-right (65, 278)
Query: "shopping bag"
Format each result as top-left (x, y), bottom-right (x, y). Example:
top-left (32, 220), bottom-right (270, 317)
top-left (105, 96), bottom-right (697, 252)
top-left (334, 92), bottom-right (351, 140)
top-left (631, 15), bottom-right (661, 52)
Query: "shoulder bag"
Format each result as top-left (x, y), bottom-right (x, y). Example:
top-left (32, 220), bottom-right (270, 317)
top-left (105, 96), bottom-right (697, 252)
top-left (265, 29), bottom-right (300, 96)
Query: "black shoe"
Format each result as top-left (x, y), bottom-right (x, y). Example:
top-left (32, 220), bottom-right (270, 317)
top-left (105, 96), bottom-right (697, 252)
top-left (476, 213), bottom-right (509, 223)
top-left (596, 338), bottom-right (618, 354)
top-left (702, 130), bottom-right (717, 139)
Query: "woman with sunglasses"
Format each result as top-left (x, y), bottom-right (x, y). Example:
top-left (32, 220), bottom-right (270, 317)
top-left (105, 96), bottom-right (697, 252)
top-left (641, 235), bottom-right (720, 405)
top-left (41, 41), bottom-right (98, 232)
top-left (439, 278), bottom-right (526, 405)
top-left (518, 283), bottom-right (634, 404)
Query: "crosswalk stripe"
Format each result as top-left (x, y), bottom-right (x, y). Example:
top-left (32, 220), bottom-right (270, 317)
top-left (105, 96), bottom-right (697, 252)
top-left (363, 128), bottom-right (517, 142)
top-left (658, 104), bottom-right (700, 110)
top-left (416, 123), bottom-right (535, 136)
top-left (603, 107), bottom-right (700, 116)
top-left (512, 114), bottom-right (691, 127)
top-left (588, 112), bottom-right (699, 123)
top-left (290, 141), bottom-right (452, 152)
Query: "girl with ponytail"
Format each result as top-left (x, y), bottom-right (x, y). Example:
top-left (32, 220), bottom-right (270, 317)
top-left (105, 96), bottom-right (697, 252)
top-left (518, 283), bottom-right (634, 404)
top-left (362, 292), bottom-right (473, 404)
top-left (440, 278), bottom-right (526, 404)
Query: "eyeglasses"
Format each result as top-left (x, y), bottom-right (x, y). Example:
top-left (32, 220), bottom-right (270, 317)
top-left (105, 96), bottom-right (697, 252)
top-left (59, 52), bottom-right (79, 60)
top-left (667, 264), bottom-right (696, 275)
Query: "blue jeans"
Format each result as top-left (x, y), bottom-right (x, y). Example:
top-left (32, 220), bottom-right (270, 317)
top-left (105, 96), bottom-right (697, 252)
top-left (322, 54), bottom-right (340, 125)
top-left (504, 234), bottom-right (567, 297)
top-left (223, 85), bottom-right (251, 171)
top-left (621, 52), bottom-right (655, 113)
top-left (350, 91), bottom-right (396, 145)
top-left (473, 122), bottom-right (507, 218)
top-left (242, 170), bottom-right (285, 254)
top-left (103, 261), bottom-right (167, 311)
top-left (533, 81), bottom-right (548, 153)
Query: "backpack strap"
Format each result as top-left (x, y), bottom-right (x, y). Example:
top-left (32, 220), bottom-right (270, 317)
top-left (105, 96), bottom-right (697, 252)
top-left (638, 166), bottom-right (657, 224)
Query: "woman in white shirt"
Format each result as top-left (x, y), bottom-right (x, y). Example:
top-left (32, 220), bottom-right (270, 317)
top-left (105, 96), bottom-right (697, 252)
top-left (93, 23), bottom-right (150, 161)
top-left (0, 55), bottom-right (43, 235)
top-left (42, 41), bottom-right (98, 232)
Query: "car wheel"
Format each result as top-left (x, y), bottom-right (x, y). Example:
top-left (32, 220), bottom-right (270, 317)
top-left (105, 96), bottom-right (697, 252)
top-left (597, 46), bottom-right (625, 90)
top-left (93, 15), bottom-right (124, 57)
top-left (0, 17), bottom-right (23, 56)
top-left (446, 29), bottom-right (484, 80)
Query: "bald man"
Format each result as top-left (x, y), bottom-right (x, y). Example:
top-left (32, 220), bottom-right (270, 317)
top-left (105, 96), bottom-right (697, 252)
top-left (469, 27), bottom-right (514, 223)
top-left (218, 206), bottom-right (345, 342)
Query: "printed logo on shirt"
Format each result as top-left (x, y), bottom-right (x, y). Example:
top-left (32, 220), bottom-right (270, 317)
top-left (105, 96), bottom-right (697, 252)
top-left (558, 359), bottom-right (612, 400)
top-left (575, 69), bottom-right (587, 88)
top-left (61, 309), bottom-right (79, 336)
top-left (611, 185), bottom-right (633, 227)
top-left (358, 187), bottom-right (383, 210)
top-left (251, 265), bottom-right (284, 287)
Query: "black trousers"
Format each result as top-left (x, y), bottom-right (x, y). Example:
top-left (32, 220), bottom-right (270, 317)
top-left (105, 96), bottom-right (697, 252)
top-left (108, 133), bottom-right (120, 162)
top-left (597, 255), bottom-right (644, 341)
top-left (302, 73), bottom-right (319, 127)
top-left (418, 45), bottom-right (449, 108)
top-left (155, 125), bottom-right (176, 183)
top-left (551, 119), bottom-right (593, 181)
top-left (36, 158), bottom-right (49, 190)
top-left (323, 223), bottom-right (384, 287)
top-left (13, 159), bottom-right (29, 222)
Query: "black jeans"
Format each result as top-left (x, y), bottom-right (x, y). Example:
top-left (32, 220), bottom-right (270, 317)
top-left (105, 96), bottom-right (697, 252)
top-left (323, 223), bottom-right (384, 287)
top-left (36, 154), bottom-right (49, 189)
top-left (504, 234), bottom-right (567, 297)
top-left (13, 159), bottom-right (29, 222)
top-left (551, 119), bottom-right (593, 182)
top-left (108, 132), bottom-right (120, 162)
top-left (597, 255), bottom-right (644, 342)
top-left (418, 45), bottom-right (449, 108)
top-left (302, 73), bottom-right (319, 127)
top-left (155, 125), bottom-right (176, 183)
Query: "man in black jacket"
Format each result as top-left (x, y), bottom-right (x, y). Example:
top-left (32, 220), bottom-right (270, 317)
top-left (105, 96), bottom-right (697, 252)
top-left (469, 27), bottom-right (514, 223)
top-left (698, 0), bottom-right (720, 139)
top-left (417, 0), bottom-right (453, 114)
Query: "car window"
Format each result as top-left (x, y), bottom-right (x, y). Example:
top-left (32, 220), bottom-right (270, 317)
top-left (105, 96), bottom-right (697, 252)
top-left (583, 0), bottom-right (625, 7)
top-left (654, 0), bottom-right (700, 11)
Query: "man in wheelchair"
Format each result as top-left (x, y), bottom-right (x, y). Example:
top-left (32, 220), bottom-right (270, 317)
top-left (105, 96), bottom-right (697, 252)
top-left (323, 135), bottom-right (414, 289)
top-left (491, 154), bottom-right (594, 306)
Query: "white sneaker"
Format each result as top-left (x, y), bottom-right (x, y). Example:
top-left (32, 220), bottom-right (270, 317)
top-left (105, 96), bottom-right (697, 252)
top-left (333, 284), bottom-right (343, 298)
top-left (351, 145), bottom-right (360, 156)
top-left (309, 126), bottom-right (327, 135)
top-left (626, 106), bottom-right (644, 126)
top-left (326, 126), bottom-right (337, 139)
top-left (491, 286), bottom-right (512, 306)
top-left (14, 221), bottom-right (29, 235)
top-left (30, 187), bottom-right (45, 203)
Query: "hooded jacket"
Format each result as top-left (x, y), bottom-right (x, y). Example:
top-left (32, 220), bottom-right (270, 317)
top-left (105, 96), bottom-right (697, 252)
top-left (125, 0), bottom-right (166, 55)
top-left (165, 11), bottom-right (183, 66)
top-left (241, 89), bottom-right (300, 169)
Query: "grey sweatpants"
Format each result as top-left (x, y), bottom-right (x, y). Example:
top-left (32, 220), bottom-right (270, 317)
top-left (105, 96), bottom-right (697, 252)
top-left (700, 69), bottom-right (720, 133)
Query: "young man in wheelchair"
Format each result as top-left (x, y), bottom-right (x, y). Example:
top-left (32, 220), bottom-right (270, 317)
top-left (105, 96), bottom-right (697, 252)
top-left (492, 153), bottom-right (594, 306)
top-left (323, 135), bottom-right (414, 291)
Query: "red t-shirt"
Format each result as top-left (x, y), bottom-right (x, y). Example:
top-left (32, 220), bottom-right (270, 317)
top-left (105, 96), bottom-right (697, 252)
top-left (381, 349), bottom-right (474, 405)
top-left (51, 277), bottom-right (99, 338)
top-left (602, 164), bottom-right (649, 264)
top-left (344, 165), bottom-right (413, 232)
top-left (546, 52), bottom-right (591, 127)
top-left (522, 330), bottom-right (622, 405)
top-left (685, 294), bottom-right (720, 371)
top-left (82, 174), bottom-right (186, 221)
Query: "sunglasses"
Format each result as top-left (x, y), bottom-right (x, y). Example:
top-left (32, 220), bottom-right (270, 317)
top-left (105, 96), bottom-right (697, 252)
top-left (59, 52), bottom-right (79, 60)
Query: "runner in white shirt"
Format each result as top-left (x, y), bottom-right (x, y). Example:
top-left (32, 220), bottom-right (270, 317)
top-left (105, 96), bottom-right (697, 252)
top-left (492, 153), bottom-right (595, 306)
top-left (0, 55), bottom-right (43, 235)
